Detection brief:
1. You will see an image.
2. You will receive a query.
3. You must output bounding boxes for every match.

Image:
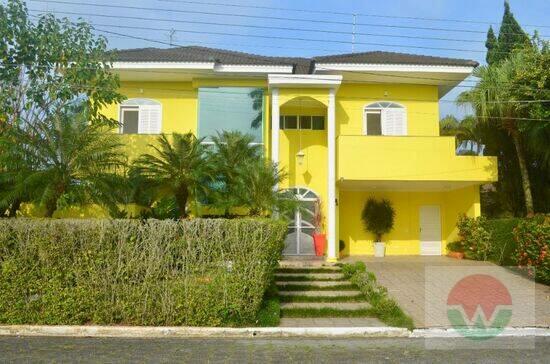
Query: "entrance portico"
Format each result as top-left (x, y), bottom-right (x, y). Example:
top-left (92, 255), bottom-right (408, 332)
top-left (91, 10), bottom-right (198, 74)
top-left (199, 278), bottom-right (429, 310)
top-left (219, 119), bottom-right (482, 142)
top-left (269, 74), bottom-right (342, 261)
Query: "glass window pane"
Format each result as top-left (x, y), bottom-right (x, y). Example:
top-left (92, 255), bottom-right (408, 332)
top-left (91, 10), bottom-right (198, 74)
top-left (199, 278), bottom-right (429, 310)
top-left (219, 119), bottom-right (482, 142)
top-left (122, 109), bottom-right (139, 134)
top-left (279, 115), bottom-right (284, 129)
top-left (312, 116), bottom-right (325, 130)
top-left (299, 116), bottom-right (312, 130)
top-left (366, 112), bottom-right (382, 135)
top-left (198, 87), bottom-right (263, 143)
top-left (284, 115), bottom-right (297, 129)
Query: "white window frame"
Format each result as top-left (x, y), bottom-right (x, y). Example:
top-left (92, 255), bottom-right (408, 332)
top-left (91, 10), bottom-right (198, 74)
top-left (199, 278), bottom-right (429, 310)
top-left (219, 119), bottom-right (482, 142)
top-left (363, 101), bottom-right (407, 136)
top-left (119, 98), bottom-right (163, 135)
top-left (280, 115), bottom-right (325, 130)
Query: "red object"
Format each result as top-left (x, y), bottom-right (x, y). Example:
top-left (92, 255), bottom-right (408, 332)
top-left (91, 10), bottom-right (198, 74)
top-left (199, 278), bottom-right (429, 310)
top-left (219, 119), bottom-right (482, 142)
top-left (313, 233), bottom-right (326, 256)
top-left (447, 251), bottom-right (465, 259)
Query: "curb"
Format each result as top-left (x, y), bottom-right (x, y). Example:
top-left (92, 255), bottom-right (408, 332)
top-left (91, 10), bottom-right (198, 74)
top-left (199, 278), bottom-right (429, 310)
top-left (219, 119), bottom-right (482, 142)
top-left (0, 325), bottom-right (548, 339)
top-left (0, 325), bottom-right (409, 338)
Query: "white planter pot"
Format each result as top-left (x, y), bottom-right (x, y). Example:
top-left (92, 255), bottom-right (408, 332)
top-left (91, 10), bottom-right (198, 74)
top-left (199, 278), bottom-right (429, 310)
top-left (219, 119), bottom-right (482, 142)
top-left (374, 242), bottom-right (386, 257)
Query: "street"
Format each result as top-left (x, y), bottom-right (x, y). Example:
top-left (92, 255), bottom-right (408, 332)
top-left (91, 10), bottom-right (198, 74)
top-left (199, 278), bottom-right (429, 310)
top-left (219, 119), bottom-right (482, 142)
top-left (0, 336), bottom-right (548, 363)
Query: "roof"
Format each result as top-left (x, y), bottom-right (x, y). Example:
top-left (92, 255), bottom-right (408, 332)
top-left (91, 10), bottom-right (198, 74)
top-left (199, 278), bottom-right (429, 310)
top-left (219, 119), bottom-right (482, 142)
top-left (113, 46), bottom-right (478, 74)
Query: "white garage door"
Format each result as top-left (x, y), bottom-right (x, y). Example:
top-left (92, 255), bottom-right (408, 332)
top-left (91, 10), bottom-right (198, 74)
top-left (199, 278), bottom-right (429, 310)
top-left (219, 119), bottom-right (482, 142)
top-left (419, 205), bottom-right (442, 256)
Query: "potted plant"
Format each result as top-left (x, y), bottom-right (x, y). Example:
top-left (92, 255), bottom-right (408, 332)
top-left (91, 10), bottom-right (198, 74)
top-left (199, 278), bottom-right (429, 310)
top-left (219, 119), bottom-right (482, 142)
top-left (361, 198), bottom-right (395, 257)
top-left (312, 197), bottom-right (326, 256)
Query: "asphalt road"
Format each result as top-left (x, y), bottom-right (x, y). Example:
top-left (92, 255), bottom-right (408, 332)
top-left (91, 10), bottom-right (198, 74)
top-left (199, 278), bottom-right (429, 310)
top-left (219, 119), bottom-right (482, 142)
top-left (0, 336), bottom-right (548, 363)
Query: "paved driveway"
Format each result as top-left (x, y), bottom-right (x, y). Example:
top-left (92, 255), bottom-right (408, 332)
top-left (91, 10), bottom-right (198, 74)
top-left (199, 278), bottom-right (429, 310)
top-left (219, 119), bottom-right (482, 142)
top-left (342, 256), bottom-right (550, 328)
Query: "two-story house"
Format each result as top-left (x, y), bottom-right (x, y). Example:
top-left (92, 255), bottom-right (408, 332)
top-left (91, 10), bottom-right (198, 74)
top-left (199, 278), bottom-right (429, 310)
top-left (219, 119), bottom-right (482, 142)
top-left (104, 46), bottom-right (497, 261)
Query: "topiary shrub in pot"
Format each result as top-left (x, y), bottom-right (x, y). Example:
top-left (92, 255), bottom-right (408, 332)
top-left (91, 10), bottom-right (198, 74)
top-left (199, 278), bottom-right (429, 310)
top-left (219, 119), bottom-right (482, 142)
top-left (361, 198), bottom-right (395, 257)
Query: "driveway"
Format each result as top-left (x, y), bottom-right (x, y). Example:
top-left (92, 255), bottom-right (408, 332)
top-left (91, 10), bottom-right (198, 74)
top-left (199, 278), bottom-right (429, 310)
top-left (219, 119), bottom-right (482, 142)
top-left (342, 256), bottom-right (550, 328)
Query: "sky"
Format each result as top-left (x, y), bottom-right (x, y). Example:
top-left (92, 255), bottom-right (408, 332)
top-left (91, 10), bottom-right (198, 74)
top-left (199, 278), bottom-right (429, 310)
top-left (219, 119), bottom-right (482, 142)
top-left (21, 0), bottom-right (550, 119)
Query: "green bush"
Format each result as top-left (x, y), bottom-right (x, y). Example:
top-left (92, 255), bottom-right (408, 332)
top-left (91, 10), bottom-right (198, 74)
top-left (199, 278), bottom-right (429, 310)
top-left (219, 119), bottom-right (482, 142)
top-left (0, 218), bottom-right (286, 326)
top-left (484, 218), bottom-right (521, 265)
top-left (361, 198), bottom-right (395, 242)
top-left (455, 215), bottom-right (493, 261)
top-left (514, 215), bottom-right (549, 284)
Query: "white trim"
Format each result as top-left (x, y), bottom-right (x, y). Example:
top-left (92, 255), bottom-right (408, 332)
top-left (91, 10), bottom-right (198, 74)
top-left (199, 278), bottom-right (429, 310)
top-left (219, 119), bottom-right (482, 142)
top-left (271, 87), bottom-right (280, 172)
top-left (327, 88), bottom-right (337, 261)
top-left (214, 64), bottom-right (293, 74)
top-left (268, 74), bottom-right (343, 89)
top-left (362, 101), bottom-right (407, 136)
top-left (112, 62), bottom-right (215, 70)
top-left (118, 98), bottom-right (163, 135)
top-left (315, 63), bottom-right (475, 74)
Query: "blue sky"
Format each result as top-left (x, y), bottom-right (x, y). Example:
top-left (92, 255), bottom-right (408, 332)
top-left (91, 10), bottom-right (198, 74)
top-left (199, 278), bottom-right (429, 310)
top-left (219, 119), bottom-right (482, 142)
top-left (23, 0), bottom-right (550, 119)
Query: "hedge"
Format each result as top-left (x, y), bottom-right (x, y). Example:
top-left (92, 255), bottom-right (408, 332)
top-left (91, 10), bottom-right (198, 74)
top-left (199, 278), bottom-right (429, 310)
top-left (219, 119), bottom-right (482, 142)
top-left (0, 218), bottom-right (286, 326)
top-left (484, 218), bottom-right (521, 265)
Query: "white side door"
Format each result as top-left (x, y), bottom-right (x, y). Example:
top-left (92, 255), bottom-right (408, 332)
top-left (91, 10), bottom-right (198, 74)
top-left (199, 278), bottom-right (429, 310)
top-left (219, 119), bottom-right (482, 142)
top-left (419, 205), bottom-right (442, 256)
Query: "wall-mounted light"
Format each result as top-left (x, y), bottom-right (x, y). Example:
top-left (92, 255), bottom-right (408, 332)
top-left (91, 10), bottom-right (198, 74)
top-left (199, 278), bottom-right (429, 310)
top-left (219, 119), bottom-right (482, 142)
top-left (296, 151), bottom-right (305, 165)
top-left (384, 91), bottom-right (389, 97)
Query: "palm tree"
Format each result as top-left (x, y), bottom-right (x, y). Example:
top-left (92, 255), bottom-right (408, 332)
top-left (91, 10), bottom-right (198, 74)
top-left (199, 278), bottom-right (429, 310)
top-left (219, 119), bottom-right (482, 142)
top-left (0, 108), bottom-right (126, 217)
top-left (458, 53), bottom-right (535, 215)
top-left (131, 133), bottom-right (209, 219)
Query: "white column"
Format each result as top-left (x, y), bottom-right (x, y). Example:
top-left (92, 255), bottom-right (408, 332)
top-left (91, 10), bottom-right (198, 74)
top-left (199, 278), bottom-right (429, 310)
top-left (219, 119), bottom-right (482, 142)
top-left (327, 88), bottom-right (337, 261)
top-left (271, 88), bottom-right (280, 167)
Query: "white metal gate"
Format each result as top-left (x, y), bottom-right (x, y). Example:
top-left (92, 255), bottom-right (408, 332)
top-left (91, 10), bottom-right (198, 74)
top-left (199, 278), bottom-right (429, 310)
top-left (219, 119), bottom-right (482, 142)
top-left (283, 187), bottom-right (318, 256)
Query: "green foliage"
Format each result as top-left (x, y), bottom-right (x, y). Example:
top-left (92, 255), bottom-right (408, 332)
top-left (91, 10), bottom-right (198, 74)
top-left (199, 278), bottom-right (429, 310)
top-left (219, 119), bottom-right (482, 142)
top-left (361, 198), bottom-right (395, 242)
top-left (341, 263), bottom-right (414, 329)
top-left (485, 26), bottom-right (498, 65)
top-left (514, 215), bottom-right (550, 284)
top-left (0, 218), bottom-right (286, 326)
top-left (455, 215), bottom-right (493, 261)
top-left (0, 106), bottom-right (126, 217)
top-left (484, 218), bottom-right (521, 265)
top-left (131, 133), bottom-right (210, 219)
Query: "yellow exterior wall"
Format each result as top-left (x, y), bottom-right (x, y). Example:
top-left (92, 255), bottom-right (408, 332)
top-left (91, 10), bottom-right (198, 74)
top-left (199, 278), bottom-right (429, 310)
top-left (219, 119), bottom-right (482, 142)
top-left (338, 185), bottom-right (479, 256)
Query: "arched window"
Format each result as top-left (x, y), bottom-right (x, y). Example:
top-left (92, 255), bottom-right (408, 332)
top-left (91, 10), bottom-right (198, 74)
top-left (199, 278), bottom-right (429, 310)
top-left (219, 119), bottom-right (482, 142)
top-left (364, 101), bottom-right (407, 136)
top-left (120, 98), bottom-right (162, 134)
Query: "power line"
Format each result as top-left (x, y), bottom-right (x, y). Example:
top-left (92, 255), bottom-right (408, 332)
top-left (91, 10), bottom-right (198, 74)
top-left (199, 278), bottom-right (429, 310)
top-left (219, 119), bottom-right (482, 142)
top-left (29, 0), bottom-right (549, 38)
top-left (28, 9), bottom-right (536, 55)
top-left (153, 0), bottom-right (550, 29)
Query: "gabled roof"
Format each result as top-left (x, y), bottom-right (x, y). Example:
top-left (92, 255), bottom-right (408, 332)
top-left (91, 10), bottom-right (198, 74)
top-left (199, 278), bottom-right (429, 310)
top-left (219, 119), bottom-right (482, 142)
top-left (113, 46), bottom-right (478, 74)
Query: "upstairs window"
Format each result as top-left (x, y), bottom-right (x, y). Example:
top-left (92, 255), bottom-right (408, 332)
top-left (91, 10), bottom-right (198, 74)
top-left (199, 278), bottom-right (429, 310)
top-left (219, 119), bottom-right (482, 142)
top-left (120, 99), bottom-right (162, 134)
top-left (364, 101), bottom-right (407, 136)
top-left (198, 87), bottom-right (264, 144)
top-left (280, 115), bottom-right (325, 130)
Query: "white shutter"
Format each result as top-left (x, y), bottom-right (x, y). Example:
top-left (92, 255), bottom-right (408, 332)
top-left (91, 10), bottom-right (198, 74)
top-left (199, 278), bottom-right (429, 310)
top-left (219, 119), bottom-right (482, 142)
top-left (138, 105), bottom-right (162, 134)
top-left (381, 108), bottom-right (407, 136)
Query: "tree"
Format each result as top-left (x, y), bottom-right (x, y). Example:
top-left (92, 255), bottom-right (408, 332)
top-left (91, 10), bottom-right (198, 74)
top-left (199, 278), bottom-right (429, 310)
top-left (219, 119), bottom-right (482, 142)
top-left (131, 133), bottom-right (210, 219)
top-left (361, 198), bottom-right (395, 242)
top-left (485, 26), bottom-right (498, 65)
top-left (0, 106), bottom-right (126, 217)
top-left (0, 0), bottom-right (124, 130)
top-left (458, 47), bottom-right (549, 215)
top-left (485, 1), bottom-right (530, 65)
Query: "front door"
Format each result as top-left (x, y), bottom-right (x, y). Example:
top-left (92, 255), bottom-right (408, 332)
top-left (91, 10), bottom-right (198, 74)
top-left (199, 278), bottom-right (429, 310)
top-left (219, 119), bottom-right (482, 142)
top-left (283, 188), bottom-right (318, 256)
top-left (419, 205), bottom-right (442, 256)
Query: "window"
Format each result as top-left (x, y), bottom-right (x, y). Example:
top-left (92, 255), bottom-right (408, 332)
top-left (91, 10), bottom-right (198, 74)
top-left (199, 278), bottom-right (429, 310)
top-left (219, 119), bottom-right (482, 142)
top-left (364, 101), bottom-right (407, 136)
top-left (198, 87), bottom-right (263, 144)
top-left (280, 115), bottom-right (325, 130)
top-left (119, 99), bottom-right (162, 134)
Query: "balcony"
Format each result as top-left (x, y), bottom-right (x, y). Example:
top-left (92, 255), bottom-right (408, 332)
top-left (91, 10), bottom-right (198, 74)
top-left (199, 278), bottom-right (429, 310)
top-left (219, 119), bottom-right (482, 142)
top-left (337, 135), bottom-right (497, 189)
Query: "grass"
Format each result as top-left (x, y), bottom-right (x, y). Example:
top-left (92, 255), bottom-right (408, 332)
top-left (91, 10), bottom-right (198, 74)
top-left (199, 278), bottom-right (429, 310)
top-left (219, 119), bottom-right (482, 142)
top-left (276, 268), bottom-right (340, 274)
top-left (279, 294), bottom-right (365, 303)
top-left (274, 275), bottom-right (347, 282)
top-left (277, 284), bottom-right (357, 291)
top-left (281, 308), bottom-right (374, 318)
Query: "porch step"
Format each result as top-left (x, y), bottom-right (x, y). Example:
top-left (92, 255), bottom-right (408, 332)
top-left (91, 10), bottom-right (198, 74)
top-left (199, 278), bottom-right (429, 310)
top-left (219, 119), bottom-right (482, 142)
top-left (280, 302), bottom-right (371, 310)
top-left (275, 273), bottom-right (345, 280)
top-left (278, 290), bottom-right (362, 297)
top-left (276, 281), bottom-right (354, 288)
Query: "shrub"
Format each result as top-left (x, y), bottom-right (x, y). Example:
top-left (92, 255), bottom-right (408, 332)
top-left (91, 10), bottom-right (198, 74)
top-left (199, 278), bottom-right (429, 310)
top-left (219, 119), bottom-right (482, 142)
top-left (484, 218), bottom-right (521, 265)
top-left (0, 218), bottom-right (286, 326)
top-left (455, 215), bottom-right (493, 260)
top-left (514, 215), bottom-right (549, 284)
top-left (361, 198), bottom-right (395, 242)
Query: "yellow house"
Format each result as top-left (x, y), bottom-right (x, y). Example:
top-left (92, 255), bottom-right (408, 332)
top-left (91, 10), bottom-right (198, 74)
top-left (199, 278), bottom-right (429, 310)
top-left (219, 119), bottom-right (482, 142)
top-left (104, 46), bottom-right (497, 261)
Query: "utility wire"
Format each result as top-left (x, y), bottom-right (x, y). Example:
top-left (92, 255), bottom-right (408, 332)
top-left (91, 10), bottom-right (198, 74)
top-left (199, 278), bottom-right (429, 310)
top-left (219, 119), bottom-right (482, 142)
top-left (29, 0), bottom-right (549, 38)
top-left (153, 0), bottom-right (550, 29)
top-left (29, 9), bottom-right (539, 55)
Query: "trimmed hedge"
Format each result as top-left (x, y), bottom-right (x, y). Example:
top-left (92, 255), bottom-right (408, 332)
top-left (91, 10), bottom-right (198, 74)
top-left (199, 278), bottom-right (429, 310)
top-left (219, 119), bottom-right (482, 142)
top-left (0, 218), bottom-right (286, 326)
